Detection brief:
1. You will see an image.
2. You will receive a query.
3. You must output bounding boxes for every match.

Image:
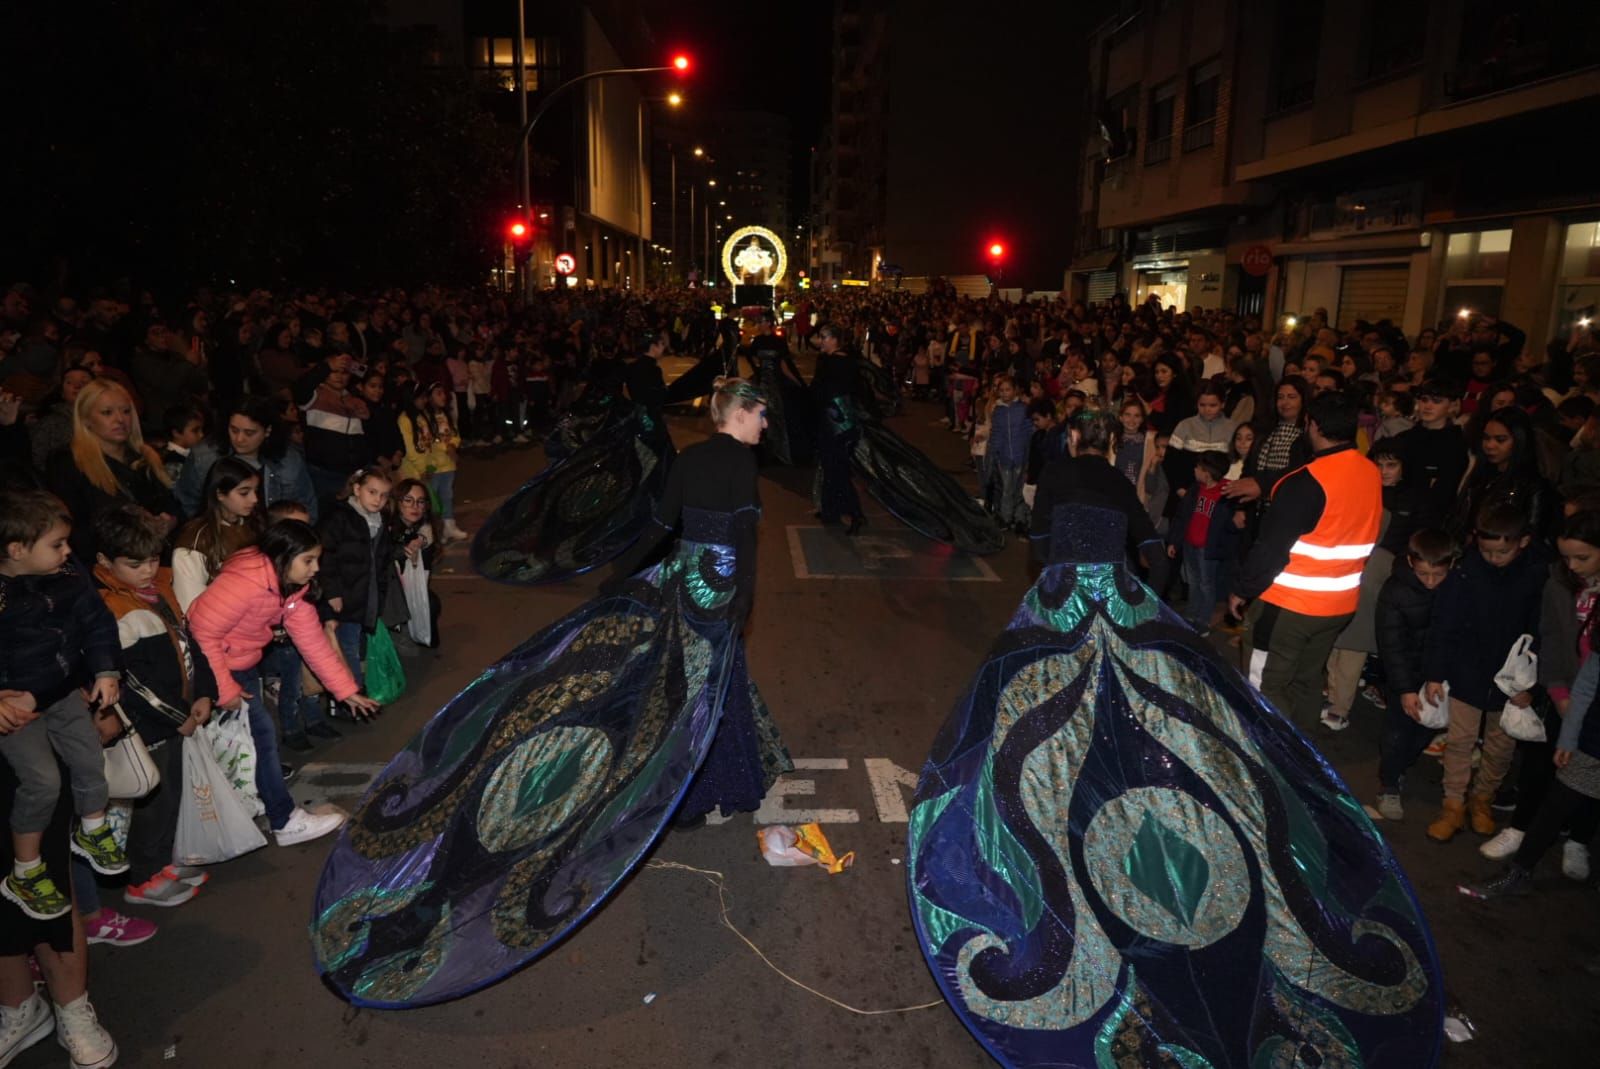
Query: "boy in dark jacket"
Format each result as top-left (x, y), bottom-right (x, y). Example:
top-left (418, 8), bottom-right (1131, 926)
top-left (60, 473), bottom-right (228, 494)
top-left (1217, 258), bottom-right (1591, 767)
top-left (1422, 503), bottom-right (1548, 842)
top-left (92, 505), bottom-right (218, 908)
top-left (1169, 452), bottom-right (1236, 634)
top-left (1371, 528), bottom-right (1458, 821)
top-left (0, 490), bottom-right (127, 921)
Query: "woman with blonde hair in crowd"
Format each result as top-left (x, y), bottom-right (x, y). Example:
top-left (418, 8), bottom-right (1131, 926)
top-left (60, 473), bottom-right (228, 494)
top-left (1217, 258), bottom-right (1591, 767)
top-left (45, 378), bottom-right (178, 561)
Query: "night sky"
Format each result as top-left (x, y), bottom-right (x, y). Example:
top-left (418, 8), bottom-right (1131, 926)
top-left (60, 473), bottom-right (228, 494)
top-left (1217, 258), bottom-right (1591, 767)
top-left (640, 0), bottom-right (833, 217)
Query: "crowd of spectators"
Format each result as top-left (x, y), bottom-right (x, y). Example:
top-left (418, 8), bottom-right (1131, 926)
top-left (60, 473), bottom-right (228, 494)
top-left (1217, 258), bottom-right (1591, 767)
top-left (4, 273), bottom-right (1600, 1057)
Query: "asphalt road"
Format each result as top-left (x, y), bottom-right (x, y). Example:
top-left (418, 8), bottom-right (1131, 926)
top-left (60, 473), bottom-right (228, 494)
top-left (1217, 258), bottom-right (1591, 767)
top-left (31, 382), bottom-right (1599, 1068)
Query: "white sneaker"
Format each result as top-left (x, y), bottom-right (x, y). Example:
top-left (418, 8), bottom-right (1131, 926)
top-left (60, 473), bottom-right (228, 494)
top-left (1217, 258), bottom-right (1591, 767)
top-left (52, 994), bottom-right (116, 1069)
top-left (0, 992), bottom-right (54, 1067)
top-left (1563, 840), bottom-right (1591, 881)
top-left (1479, 827), bottom-right (1525, 860)
top-left (1319, 705), bottom-right (1350, 732)
top-left (272, 807), bottom-right (347, 847)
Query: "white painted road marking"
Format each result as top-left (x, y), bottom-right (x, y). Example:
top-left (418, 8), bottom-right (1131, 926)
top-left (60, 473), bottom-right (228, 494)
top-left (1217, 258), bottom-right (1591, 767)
top-left (293, 757), bottom-right (925, 824)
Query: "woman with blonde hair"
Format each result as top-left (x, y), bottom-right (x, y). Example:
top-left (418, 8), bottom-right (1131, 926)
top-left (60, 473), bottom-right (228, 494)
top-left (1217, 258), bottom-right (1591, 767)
top-left (45, 377), bottom-right (178, 560)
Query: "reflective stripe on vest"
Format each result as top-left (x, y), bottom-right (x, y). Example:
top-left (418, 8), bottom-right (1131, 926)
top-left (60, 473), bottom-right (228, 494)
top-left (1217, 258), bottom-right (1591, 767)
top-left (1261, 448), bottom-right (1381, 616)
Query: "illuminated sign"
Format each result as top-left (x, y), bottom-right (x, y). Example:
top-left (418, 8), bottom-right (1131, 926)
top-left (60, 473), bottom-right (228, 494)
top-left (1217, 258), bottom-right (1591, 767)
top-left (554, 252), bottom-right (577, 276)
top-left (839, 279), bottom-right (869, 287)
top-left (720, 225), bottom-right (788, 287)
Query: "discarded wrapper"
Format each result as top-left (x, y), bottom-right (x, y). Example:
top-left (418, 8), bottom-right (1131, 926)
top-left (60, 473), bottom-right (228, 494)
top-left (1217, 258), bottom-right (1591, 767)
top-left (756, 822), bottom-right (854, 873)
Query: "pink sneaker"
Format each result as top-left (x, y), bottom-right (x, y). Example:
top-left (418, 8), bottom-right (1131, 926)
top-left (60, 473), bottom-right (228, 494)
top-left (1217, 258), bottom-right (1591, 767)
top-left (83, 909), bottom-right (157, 947)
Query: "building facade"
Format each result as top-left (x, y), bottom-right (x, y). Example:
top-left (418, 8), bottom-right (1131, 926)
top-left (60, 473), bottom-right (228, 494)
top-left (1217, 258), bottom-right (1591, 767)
top-left (1072, 0), bottom-right (1600, 351)
top-left (809, 0), bottom-right (891, 284)
top-left (387, 0), bottom-right (660, 289)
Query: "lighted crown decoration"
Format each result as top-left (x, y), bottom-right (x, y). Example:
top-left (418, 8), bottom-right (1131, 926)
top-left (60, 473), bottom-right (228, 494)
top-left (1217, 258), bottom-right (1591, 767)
top-left (721, 225), bottom-right (788, 288)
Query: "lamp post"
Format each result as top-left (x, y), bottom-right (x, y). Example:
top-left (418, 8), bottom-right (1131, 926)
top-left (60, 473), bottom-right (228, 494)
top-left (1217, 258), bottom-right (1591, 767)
top-left (513, 52), bottom-right (689, 289)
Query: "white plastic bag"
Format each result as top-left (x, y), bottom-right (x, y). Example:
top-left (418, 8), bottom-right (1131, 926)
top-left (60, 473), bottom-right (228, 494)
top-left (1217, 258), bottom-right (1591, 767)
top-left (401, 556), bottom-right (433, 647)
top-left (204, 707), bottom-right (263, 818)
top-left (1494, 634), bottom-right (1538, 697)
top-left (757, 825), bottom-right (818, 867)
top-left (174, 734), bottom-right (267, 866)
top-left (1418, 682), bottom-right (1450, 729)
top-left (1500, 700), bottom-right (1547, 743)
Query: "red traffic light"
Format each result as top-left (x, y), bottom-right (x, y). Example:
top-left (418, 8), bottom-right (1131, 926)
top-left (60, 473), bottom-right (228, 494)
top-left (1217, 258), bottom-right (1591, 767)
top-left (671, 54), bottom-right (691, 73)
top-left (988, 241), bottom-right (1005, 260)
top-left (509, 222), bottom-right (528, 238)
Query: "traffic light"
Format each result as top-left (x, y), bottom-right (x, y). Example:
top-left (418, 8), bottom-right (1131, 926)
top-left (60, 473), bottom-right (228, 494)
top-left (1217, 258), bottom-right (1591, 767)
top-left (988, 241), bottom-right (1005, 261)
top-left (671, 54), bottom-right (691, 73)
top-left (508, 221), bottom-right (528, 240)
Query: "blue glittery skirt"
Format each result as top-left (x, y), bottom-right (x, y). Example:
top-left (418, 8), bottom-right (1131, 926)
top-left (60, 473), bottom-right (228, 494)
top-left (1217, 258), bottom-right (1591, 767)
top-left (907, 506), bottom-right (1442, 1068)
top-left (313, 517), bottom-right (789, 1008)
top-left (472, 406), bottom-right (671, 584)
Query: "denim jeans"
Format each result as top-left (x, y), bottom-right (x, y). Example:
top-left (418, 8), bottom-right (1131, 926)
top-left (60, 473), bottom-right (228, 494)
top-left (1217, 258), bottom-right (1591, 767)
top-left (233, 668), bottom-right (296, 829)
top-left (430, 470), bottom-right (457, 520)
top-left (70, 856), bottom-right (100, 915)
top-left (333, 621), bottom-right (366, 689)
top-left (260, 642), bottom-right (328, 736)
top-left (1180, 543), bottom-right (1219, 629)
top-left (1377, 695), bottom-right (1438, 791)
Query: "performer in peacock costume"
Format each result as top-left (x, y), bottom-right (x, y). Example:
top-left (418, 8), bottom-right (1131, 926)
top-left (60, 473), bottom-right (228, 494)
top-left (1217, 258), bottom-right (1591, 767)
top-left (907, 497), bottom-right (1442, 1066)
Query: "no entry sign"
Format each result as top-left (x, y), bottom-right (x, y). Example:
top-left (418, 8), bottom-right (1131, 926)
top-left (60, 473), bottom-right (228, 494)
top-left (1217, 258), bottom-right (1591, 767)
top-left (554, 252), bottom-right (576, 276)
top-left (1240, 244), bottom-right (1272, 277)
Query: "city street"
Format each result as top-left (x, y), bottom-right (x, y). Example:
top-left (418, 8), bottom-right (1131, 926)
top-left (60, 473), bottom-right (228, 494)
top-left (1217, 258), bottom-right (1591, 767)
top-left (22, 388), bottom-right (1589, 1069)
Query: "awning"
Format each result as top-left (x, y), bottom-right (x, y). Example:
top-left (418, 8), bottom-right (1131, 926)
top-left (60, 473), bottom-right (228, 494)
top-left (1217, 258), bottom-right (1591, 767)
top-left (1068, 249), bottom-right (1119, 273)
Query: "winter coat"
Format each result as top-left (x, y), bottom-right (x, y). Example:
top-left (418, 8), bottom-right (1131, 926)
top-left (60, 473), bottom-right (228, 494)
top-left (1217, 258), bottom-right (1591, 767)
top-left (1168, 483), bottom-right (1242, 562)
top-left (317, 500), bottom-right (392, 631)
top-left (174, 442), bottom-right (318, 523)
top-left (1539, 568), bottom-right (1595, 704)
top-left (294, 363), bottom-right (371, 475)
top-left (986, 400), bottom-right (1032, 469)
top-left (45, 447), bottom-right (178, 563)
top-left (187, 547), bottom-right (357, 707)
top-left (0, 560), bottom-right (121, 709)
top-left (1421, 543), bottom-right (1549, 710)
top-left (1375, 561), bottom-right (1436, 698)
top-left (94, 563), bottom-right (217, 745)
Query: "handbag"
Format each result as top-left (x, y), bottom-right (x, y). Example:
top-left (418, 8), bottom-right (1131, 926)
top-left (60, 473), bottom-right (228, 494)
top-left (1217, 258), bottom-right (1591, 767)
top-left (102, 704), bottom-right (161, 800)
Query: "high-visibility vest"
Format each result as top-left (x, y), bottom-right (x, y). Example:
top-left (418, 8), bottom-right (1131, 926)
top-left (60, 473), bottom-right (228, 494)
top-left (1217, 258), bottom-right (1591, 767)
top-left (1260, 447), bottom-right (1381, 617)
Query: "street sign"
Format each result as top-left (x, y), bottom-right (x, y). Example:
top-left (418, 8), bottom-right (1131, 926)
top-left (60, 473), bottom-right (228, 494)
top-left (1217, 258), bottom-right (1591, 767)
top-left (554, 252), bottom-right (577, 276)
top-left (1240, 244), bottom-right (1273, 277)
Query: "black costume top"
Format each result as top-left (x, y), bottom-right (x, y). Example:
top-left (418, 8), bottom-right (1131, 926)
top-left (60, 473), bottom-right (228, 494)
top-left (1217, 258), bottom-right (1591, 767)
top-left (610, 432), bottom-right (760, 620)
top-left (1030, 452), bottom-right (1168, 586)
top-left (811, 351), bottom-right (860, 403)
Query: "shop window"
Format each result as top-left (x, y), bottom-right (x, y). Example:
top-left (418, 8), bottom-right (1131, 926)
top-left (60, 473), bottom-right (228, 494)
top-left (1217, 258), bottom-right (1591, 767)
top-left (1554, 220), bottom-right (1600, 339)
top-left (1145, 81), bottom-right (1176, 165)
top-left (1559, 221), bottom-right (1600, 279)
top-left (1444, 229), bottom-right (1512, 281)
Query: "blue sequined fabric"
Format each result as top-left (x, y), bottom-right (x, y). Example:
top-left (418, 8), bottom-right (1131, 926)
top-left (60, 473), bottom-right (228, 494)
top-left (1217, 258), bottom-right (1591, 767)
top-left (473, 407), bottom-right (672, 585)
top-left (1045, 503), bottom-right (1127, 564)
top-left (849, 419), bottom-right (1006, 555)
top-left (313, 510), bottom-right (790, 1007)
top-left (907, 507), bottom-right (1442, 1068)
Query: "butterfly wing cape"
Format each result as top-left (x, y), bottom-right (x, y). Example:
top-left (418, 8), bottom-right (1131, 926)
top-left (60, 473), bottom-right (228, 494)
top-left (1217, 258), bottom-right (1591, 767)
top-left (907, 508), bottom-right (1442, 1067)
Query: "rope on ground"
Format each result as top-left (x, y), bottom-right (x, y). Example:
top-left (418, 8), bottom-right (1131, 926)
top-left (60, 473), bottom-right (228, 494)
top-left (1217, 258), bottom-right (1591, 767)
top-left (645, 859), bottom-right (943, 1016)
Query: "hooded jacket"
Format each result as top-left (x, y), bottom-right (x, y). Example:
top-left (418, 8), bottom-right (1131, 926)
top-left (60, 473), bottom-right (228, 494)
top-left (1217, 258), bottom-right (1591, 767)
top-left (94, 563), bottom-right (217, 744)
top-left (187, 547), bottom-right (357, 707)
top-left (0, 559), bottom-right (121, 709)
top-left (1421, 542), bottom-right (1549, 710)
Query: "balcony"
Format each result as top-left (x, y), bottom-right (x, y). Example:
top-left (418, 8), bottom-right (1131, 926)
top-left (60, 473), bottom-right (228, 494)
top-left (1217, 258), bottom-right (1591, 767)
top-left (1181, 119), bottom-right (1215, 152)
top-left (1144, 136), bottom-right (1172, 166)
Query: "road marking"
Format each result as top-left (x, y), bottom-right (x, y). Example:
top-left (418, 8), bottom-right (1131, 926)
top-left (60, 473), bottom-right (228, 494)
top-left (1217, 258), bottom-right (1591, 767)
top-left (786, 525), bottom-right (1000, 581)
top-left (288, 756), bottom-right (924, 825)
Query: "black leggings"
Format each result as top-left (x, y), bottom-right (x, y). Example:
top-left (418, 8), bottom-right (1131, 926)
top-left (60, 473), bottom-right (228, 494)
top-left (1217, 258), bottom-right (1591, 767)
top-left (1515, 775), bottom-right (1600, 870)
top-left (1511, 731), bottom-right (1600, 842)
top-left (816, 428), bottom-right (862, 523)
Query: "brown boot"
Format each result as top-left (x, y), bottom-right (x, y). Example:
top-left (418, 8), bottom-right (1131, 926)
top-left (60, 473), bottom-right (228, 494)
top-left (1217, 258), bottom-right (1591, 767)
top-left (1467, 794), bottom-right (1498, 836)
top-left (1427, 799), bottom-right (1466, 843)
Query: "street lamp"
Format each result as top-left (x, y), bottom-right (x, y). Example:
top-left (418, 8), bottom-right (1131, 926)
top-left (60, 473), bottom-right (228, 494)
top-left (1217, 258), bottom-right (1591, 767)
top-left (512, 51), bottom-right (691, 290)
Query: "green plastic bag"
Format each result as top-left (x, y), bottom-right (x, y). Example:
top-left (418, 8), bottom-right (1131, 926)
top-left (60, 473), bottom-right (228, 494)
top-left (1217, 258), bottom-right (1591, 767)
top-left (365, 625), bottom-right (406, 705)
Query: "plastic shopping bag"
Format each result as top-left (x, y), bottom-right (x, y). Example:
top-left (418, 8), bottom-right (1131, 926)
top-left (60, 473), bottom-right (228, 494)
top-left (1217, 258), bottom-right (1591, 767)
top-left (1418, 682), bottom-right (1450, 729)
top-left (174, 734), bottom-right (267, 866)
top-left (204, 707), bottom-right (263, 818)
top-left (401, 557), bottom-right (433, 647)
top-left (1500, 699), bottom-right (1547, 743)
top-left (365, 625), bottom-right (407, 705)
top-left (756, 822), bottom-right (854, 874)
top-left (1494, 634), bottom-right (1538, 697)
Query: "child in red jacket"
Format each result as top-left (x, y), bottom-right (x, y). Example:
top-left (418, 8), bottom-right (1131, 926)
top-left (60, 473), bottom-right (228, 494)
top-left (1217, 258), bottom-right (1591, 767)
top-left (188, 520), bottom-right (378, 846)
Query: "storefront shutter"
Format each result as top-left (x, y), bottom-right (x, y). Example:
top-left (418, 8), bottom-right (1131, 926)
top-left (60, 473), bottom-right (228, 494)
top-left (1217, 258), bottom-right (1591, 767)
top-left (1086, 270), bottom-right (1117, 303)
top-left (1336, 264), bottom-right (1409, 330)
